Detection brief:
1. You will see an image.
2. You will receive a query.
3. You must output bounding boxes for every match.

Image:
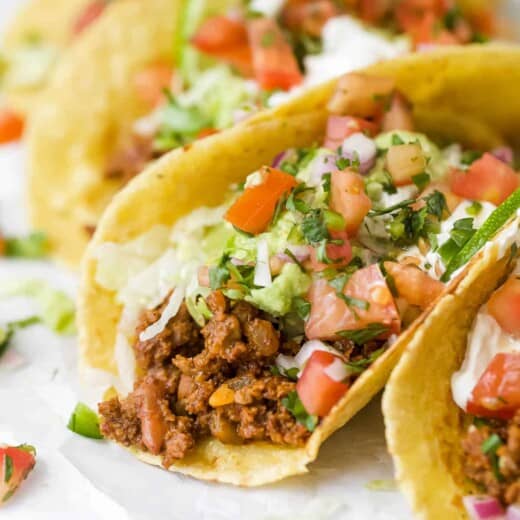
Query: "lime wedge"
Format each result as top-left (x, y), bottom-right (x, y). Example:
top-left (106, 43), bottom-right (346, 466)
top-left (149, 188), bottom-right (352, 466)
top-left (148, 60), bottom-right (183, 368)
top-left (441, 188), bottom-right (520, 282)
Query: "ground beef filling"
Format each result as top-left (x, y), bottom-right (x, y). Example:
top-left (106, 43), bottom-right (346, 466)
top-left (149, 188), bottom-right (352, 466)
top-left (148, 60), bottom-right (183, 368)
top-left (462, 411), bottom-right (520, 505)
top-left (98, 291), bottom-right (311, 467)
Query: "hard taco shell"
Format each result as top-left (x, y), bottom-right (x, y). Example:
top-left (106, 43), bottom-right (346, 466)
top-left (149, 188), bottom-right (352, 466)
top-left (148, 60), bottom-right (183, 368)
top-left (79, 47), bottom-right (520, 485)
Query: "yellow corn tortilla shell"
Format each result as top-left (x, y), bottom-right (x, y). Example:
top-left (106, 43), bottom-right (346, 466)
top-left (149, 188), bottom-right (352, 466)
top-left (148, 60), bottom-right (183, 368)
top-left (79, 47), bottom-right (520, 485)
top-left (2, 0), bottom-right (107, 114)
top-left (27, 0), bottom-right (179, 267)
top-left (383, 217), bottom-right (520, 519)
top-left (28, 33), bottom-right (516, 267)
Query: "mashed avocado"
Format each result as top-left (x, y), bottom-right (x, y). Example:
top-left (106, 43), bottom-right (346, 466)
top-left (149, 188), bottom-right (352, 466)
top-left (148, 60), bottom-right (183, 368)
top-left (246, 263), bottom-right (311, 316)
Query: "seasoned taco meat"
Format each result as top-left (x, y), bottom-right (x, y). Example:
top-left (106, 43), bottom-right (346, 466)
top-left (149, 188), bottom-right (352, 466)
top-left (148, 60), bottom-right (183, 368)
top-left (462, 411), bottom-right (520, 505)
top-left (99, 292), bottom-right (312, 466)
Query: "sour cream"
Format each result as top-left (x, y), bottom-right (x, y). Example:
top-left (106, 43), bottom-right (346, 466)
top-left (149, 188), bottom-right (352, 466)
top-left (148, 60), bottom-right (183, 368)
top-left (269, 16), bottom-right (410, 107)
top-left (249, 0), bottom-right (285, 17)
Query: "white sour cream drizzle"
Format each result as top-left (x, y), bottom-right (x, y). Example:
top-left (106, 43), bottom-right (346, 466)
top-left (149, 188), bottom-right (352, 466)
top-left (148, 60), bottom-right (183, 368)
top-left (451, 253), bottom-right (520, 410)
top-left (269, 16), bottom-right (410, 107)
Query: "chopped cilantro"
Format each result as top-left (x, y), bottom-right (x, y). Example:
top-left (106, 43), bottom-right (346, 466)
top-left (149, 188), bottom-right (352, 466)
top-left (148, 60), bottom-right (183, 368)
top-left (328, 273), bottom-right (349, 292)
top-left (280, 147), bottom-right (317, 177)
top-left (209, 254), bottom-right (231, 290)
top-left (4, 454), bottom-right (13, 483)
top-left (281, 391), bottom-right (318, 432)
top-left (412, 172), bottom-right (430, 191)
top-left (301, 209), bottom-right (329, 244)
top-left (337, 323), bottom-right (389, 345)
top-left (438, 218), bottom-right (476, 264)
top-left (481, 433), bottom-right (503, 455)
top-left (292, 296), bottom-right (311, 320)
top-left (443, 7), bottom-right (461, 29)
top-left (271, 193), bottom-right (288, 227)
top-left (460, 150), bottom-right (483, 166)
top-left (336, 156), bottom-right (351, 170)
top-left (391, 134), bottom-right (405, 145)
top-left (337, 293), bottom-right (369, 311)
top-left (345, 346), bottom-right (386, 374)
top-left (368, 199), bottom-right (417, 217)
top-left (424, 191), bottom-right (448, 219)
top-left (270, 365), bottom-right (298, 381)
top-left (286, 184), bottom-right (312, 214)
top-left (466, 201), bottom-right (483, 216)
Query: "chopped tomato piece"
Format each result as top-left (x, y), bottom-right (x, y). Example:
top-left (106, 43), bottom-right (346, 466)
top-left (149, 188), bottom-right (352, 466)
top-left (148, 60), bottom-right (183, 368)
top-left (384, 262), bottom-right (444, 309)
top-left (386, 143), bottom-right (427, 186)
top-left (191, 16), bottom-right (248, 53)
top-left (305, 265), bottom-right (401, 340)
top-left (0, 109), bottom-right (24, 144)
top-left (488, 276), bottom-right (520, 339)
top-left (358, 0), bottom-right (392, 23)
top-left (225, 167), bottom-right (298, 234)
top-left (330, 169), bottom-right (372, 235)
top-left (133, 63), bottom-right (174, 107)
top-left (324, 115), bottom-right (380, 151)
top-left (327, 73), bottom-right (395, 118)
top-left (467, 353), bottom-right (520, 420)
top-left (450, 153), bottom-right (519, 206)
top-left (296, 350), bottom-right (349, 417)
top-left (396, 0), bottom-right (448, 33)
top-left (0, 445), bottom-right (36, 504)
top-left (309, 229), bottom-right (352, 272)
top-left (72, 0), bottom-right (107, 36)
top-left (247, 18), bottom-right (303, 91)
top-left (468, 8), bottom-right (496, 37)
top-left (281, 0), bottom-right (338, 37)
top-left (382, 92), bottom-right (414, 132)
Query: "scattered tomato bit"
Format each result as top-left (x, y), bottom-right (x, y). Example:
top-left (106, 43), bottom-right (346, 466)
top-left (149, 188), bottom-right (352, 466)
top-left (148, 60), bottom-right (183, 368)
top-left (0, 445), bottom-right (36, 505)
top-left (134, 63), bottom-right (174, 107)
top-left (0, 109), bottom-right (24, 144)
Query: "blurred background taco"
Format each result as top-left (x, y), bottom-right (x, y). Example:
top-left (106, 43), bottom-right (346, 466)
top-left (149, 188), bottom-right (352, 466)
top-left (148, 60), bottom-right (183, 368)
top-left (25, 0), bottom-right (504, 266)
top-left (78, 47), bottom-right (520, 486)
top-left (0, 0), bottom-right (119, 140)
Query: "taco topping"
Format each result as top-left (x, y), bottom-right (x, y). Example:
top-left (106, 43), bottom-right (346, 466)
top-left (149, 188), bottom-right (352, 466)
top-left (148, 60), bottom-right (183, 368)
top-left (452, 258), bottom-right (520, 508)
top-left (95, 74), bottom-right (517, 466)
top-left (0, 444), bottom-right (36, 505)
top-left (102, 0), bottom-right (498, 183)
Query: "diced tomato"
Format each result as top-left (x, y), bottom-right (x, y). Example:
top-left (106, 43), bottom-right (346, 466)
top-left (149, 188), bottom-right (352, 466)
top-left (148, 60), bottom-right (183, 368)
top-left (330, 169), bottom-right (372, 235)
top-left (467, 353), bottom-right (520, 420)
top-left (386, 143), bottom-right (427, 186)
top-left (281, 0), bottom-right (338, 37)
top-left (225, 167), bottom-right (298, 234)
top-left (296, 350), bottom-right (349, 417)
top-left (327, 73), bottom-right (395, 118)
top-left (0, 109), bottom-right (24, 144)
top-left (196, 128), bottom-right (218, 140)
top-left (396, 0), bottom-right (449, 32)
top-left (133, 63), bottom-right (174, 107)
top-left (450, 153), bottom-right (519, 206)
top-left (309, 229), bottom-right (352, 272)
top-left (324, 115), bottom-right (380, 151)
top-left (382, 92), bottom-right (414, 132)
top-left (358, 0), bottom-right (392, 23)
top-left (72, 0), bottom-right (107, 36)
top-left (384, 261), bottom-right (444, 309)
top-left (488, 276), bottom-right (520, 339)
top-left (0, 445), bottom-right (36, 504)
top-left (191, 16), bottom-right (248, 53)
top-left (247, 18), bottom-right (303, 91)
top-left (468, 8), bottom-right (497, 37)
top-left (305, 264), bottom-right (401, 340)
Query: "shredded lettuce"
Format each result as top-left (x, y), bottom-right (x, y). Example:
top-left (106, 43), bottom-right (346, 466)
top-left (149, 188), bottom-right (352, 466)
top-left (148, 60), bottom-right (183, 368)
top-left (0, 280), bottom-right (75, 335)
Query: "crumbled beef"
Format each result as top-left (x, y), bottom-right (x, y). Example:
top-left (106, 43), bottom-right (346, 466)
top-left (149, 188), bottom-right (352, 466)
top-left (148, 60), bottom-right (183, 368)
top-left (105, 133), bottom-right (161, 184)
top-left (462, 411), bottom-right (520, 506)
top-left (99, 291), bottom-right (311, 467)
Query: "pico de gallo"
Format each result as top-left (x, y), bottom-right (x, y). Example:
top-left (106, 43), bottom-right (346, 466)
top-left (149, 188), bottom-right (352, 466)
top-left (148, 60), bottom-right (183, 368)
top-left (0, 444), bottom-right (36, 505)
top-left (103, 0), bottom-right (497, 185)
top-left (452, 254), bottom-right (520, 518)
top-left (95, 72), bottom-right (519, 466)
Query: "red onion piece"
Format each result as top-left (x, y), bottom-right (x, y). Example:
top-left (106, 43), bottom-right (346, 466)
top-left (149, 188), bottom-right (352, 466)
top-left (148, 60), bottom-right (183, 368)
top-left (271, 150), bottom-right (288, 168)
top-left (492, 146), bottom-right (514, 166)
top-left (341, 132), bottom-right (376, 174)
top-left (507, 505), bottom-right (520, 520)
top-left (308, 153), bottom-right (337, 186)
top-left (463, 495), bottom-right (504, 520)
top-left (277, 244), bottom-right (311, 263)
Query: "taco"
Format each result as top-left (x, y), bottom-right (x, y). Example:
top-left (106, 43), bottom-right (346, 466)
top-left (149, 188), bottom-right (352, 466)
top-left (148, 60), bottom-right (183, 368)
top-left (78, 47), bottom-right (520, 486)
top-left (383, 213), bottom-right (520, 519)
top-left (0, 0), bottom-right (118, 141)
top-left (26, 0), bottom-right (500, 266)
